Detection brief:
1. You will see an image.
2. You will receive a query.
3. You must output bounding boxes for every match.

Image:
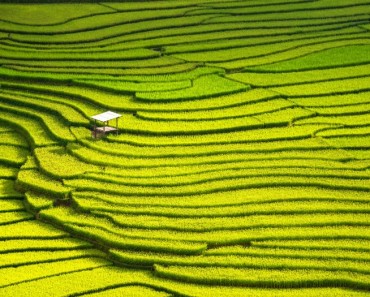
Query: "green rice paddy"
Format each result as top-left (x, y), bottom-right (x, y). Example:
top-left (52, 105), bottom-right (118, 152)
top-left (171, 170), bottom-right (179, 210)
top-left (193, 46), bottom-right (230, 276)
top-left (0, 0), bottom-right (369, 295)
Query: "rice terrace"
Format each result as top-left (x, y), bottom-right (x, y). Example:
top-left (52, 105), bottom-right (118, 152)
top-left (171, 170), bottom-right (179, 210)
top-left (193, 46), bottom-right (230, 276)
top-left (1, 0), bottom-right (370, 295)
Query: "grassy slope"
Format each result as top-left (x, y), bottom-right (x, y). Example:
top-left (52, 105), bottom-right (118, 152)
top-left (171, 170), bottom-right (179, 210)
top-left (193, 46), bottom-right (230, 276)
top-left (0, 0), bottom-right (369, 296)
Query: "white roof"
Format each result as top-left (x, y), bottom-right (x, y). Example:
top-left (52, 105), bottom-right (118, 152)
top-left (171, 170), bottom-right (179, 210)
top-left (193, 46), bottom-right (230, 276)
top-left (91, 111), bottom-right (122, 122)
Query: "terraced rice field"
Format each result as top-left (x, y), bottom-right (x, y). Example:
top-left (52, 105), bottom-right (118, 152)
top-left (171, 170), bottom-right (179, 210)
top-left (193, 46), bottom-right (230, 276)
top-left (0, 0), bottom-right (370, 296)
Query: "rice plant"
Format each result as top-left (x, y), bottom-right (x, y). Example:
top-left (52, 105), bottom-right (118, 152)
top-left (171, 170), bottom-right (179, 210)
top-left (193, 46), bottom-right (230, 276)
top-left (1, 0), bottom-right (370, 295)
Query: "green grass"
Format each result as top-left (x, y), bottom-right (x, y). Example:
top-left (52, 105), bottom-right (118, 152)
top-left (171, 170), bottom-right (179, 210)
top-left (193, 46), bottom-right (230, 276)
top-left (5, 61), bottom-right (199, 77)
top-left (93, 212), bottom-right (370, 232)
top-left (291, 92), bottom-right (370, 107)
top-left (2, 82), bottom-right (269, 112)
top-left (8, 11), bottom-right (215, 44)
top-left (84, 285), bottom-right (171, 297)
top-left (122, 23), bottom-right (356, 53)
top-left (0, 249), bottom-right (105, 269)
top-left (202, 0), bottom-right (370, 19)
top-left (82, 166), bottom-right (370, 188)
top-left (0, 4), bottom-right (112, 25)
top-left (247, 44), bottom-right (370, 72)
top-left (72, 187), bottom-right (370, 207)
top-left (111, 249), bottom-right (370, 274)
top-left (205, 245), bottom-right (370, 261)
top-left (1, 0), bottom-right (370, 295)
top-left (0, 180), bottom-right (23, 199)
top-left (164, 26), bottom-right (363, 54)
top-left (136, 98), bottom-right (294, 121)
top-left (0, 145), bottom-right (28, 166)
top-left (317, 126), bottom-right (370, 138)
top-left (251, 239), bottom-right (370, 252)
top-left (0, 265), bottom-right (365, 296)
top-left (0, 102), bottom-right (74, 145)
top-left (0, 56), bottom-right (187, 72)
top-left (108, 124), bottom-right (327, 146)
top-left (34, 146), bottom-right (99, 179)
top-left (201, 0), bottom-right (370, 12)
top-left (0, 131), bottom-right (29, 147)
top-left (40, 207), bottom-right (207, 255)
top-left (172, 34), bottom-right (370, 64)
top-left (0, 200), bottom-right (25, 213)
top-left (0, 64), bottom-right (222, 83)
top-left (74, 135), bottom-right (330, 159)
top-left (229, 64), bottom-right (370, 87)
top-left (0, 113), bottom-right (56, 148)
top-left (20, 6), bottom-right (196, 33)
top-left (0, 165), bottom-right (18, 179)
top-left (154, 265), bottom-right (370, 289)
top-left (74, 198), bottom-right (370, 219)
top-left (24, 192), bottom-right (53, 213)
top-left (211, 38), bottom-right (370, 69)
top-left (203, 14), bottom-right (368, 27)
top-left (120, 113), bottom-right (263, 135)
top-left (68, 144), bottom-right (352, 170)
top-left (136, 74), bottom-right (249, 102)
top-left (0, 211), bottom-right (32, 225)
top-left (0, 47), bottom-right (160, 61)
top-left (0, 220), bottom-right (68, 240)
top-left (0, 91), bottom-right (89, 126)
top-left (0, 237), bottom-right (94, 254)
top-left (0, 83), bottom-right (103, 117)
top-left (39, 206), bottom-right (370, 251)
top-left (271, 76), bottom-right (370, 97)
top-left (323, 136), bottom-right (370, 149)
top-left (306, 103), bottom-right (370, 116)
top-left (77, 79), bottom-right (192, 94)
top-left (16, 169), bottom-right (71, 198)
top-left (0, 258), bottom-right (111, 289)
top-left (295, 113), bottom-right (370, 127)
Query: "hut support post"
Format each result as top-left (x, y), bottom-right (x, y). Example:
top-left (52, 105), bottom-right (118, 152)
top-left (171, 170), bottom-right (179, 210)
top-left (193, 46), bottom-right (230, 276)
top-left (94, 119), bottom-right (97, 138)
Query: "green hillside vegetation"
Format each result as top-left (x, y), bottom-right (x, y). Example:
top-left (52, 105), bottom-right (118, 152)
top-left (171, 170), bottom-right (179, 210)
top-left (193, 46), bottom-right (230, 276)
top-left (0, 0), bottom-right (369, 296)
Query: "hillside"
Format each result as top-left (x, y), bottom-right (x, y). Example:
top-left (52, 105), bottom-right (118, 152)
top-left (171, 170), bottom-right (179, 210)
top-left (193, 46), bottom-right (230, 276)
top-left (0, 1), bottom-right (370, 296)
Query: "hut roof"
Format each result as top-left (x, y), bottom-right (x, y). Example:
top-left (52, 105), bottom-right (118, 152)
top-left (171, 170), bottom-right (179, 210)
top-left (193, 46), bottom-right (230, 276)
top-left (91, 111), bottom-right (122, 122)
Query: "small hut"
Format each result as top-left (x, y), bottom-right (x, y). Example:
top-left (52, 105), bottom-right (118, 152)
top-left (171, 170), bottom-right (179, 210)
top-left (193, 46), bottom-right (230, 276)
top-left (91, 111), bottom-right (121, 139)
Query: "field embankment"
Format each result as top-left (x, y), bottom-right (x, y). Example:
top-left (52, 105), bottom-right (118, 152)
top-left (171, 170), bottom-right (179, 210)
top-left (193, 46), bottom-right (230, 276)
top-left (0, 0), bottom-right (370, 295)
